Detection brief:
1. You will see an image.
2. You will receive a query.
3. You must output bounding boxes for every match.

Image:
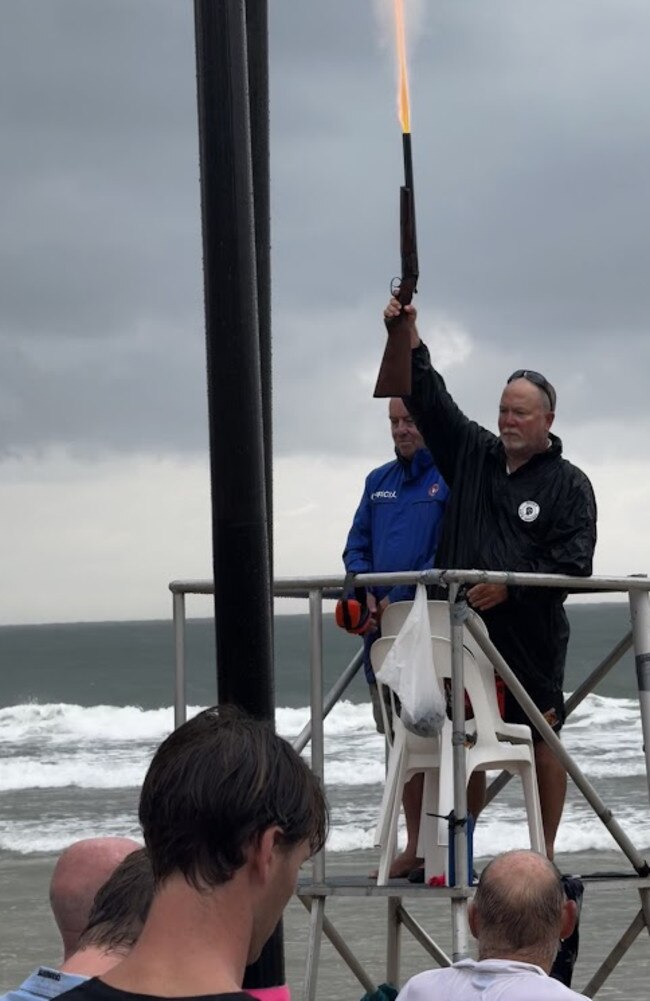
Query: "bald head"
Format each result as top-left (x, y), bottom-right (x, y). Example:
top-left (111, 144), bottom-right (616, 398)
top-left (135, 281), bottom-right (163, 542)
top-left (50, 836), bottom-right (141, 959)
top-left (470, 850), bottom-right (574, 971)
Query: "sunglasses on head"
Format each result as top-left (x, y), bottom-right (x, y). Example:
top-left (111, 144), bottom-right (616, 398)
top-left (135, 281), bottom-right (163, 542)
top-left (507, 369), bottom-right (556, 411)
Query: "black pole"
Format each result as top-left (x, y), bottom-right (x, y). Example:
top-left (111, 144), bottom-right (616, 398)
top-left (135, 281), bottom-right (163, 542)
top-left (245, 0), bottom-right (273, 577)
top-left (240, 2), bottom-right (283, 991)
top-left (193, 0), bottom-right (274, 714)
top-left (193, 0), bottom-right (280, 986)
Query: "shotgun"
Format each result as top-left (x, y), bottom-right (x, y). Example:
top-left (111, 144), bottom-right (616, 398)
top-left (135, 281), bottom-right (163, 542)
top-left (374, 132), bottom-right (419, 398)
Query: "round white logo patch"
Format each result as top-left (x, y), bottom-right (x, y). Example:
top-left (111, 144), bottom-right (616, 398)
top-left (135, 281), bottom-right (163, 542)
top-left (428, 483), bottom-right (440, 497)
top-left (518, 500), bottom-right (540, 523)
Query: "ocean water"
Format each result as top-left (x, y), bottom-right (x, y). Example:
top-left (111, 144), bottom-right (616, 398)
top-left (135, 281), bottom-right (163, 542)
top-left (1, 602), bottom-right (649, 862)
top-left (2, 602), bottom-right (650, 1000)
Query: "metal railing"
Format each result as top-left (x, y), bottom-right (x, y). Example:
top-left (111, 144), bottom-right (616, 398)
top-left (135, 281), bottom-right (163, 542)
top-left (169, 568), bottom-right (650, 999)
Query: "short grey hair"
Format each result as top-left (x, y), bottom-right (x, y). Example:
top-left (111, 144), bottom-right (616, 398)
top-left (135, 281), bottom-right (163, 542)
top-left (474, 850), bottom-right (565, 966)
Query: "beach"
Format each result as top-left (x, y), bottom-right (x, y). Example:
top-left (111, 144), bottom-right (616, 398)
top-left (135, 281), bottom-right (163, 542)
top-left (1, 606), bottom-right (650, 997)
top-left (3, 849), bottom-right (650, 1000)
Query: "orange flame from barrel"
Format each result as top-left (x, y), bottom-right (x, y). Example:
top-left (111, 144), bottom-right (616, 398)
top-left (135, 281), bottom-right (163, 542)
top-left (393, 0), bottom-right (411, 133)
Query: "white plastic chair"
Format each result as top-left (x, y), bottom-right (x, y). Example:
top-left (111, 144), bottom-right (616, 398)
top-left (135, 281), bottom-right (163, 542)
top-left (376, 598), bottom-right (486, 746)
top-left (371, 608), bottom-right (544, 885)
top-left (375, 599), bottom-right (461, 747)
top-left (375, 601), bottom-right (460, 744)
top-left (381, 598), bottom-right (454, 639)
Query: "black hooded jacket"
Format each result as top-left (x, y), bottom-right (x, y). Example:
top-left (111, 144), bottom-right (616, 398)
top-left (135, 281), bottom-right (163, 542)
top-left (405, 342), bottom-right (597, 695)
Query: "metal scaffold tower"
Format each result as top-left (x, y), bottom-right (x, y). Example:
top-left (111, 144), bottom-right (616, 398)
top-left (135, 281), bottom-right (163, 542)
top-left (170, 568), bottom-right (650, 1000)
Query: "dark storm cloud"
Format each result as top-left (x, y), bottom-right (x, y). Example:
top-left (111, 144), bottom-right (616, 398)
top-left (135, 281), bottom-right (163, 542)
top-left (1, 1), bottom-right (649, 458)
top-left (0, 0), bottom-right (208, 452)
top-left (270, 1), bottom-right (650, 452)
top-left (273, 3), bottom-right (650, 337)
top-left (0, 1), bottom-right (201, 338)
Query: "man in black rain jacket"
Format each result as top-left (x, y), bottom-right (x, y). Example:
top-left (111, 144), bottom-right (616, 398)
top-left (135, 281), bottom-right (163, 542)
top-left (383, 296), bottom-right (597, 860)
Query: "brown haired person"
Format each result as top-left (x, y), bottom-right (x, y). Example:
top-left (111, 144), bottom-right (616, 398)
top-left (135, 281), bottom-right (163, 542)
top-left (382, 296), bottom-right (596, 862)
top-left (67, 849), bottom-right (154, 973)
top-left (60, 706), bottom-right (328, 1001)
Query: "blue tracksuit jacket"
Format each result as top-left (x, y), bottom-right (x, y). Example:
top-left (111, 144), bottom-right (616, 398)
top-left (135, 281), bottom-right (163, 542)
top-left (343, 448), bottom-right (448, 680)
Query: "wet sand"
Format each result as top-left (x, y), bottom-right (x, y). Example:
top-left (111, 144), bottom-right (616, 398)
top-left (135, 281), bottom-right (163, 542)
top-left (2, 849), bottom-right (650, 1000)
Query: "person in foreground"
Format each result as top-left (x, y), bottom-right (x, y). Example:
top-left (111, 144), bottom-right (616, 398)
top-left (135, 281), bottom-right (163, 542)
top-left (59, 705), bottom-right (328, 1001)
top-left (1, 845), bottom-right (151, 1001)
top-left (383, 296), bottom-right (597, 860)
top-left (396, 850), bottom-right (585, 1000)
top-left (343, 396), bottom-right (448, 877)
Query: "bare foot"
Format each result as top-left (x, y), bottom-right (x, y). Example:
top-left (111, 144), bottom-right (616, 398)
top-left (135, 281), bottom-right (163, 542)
top-left (369, 851), bottom-right (424, 880)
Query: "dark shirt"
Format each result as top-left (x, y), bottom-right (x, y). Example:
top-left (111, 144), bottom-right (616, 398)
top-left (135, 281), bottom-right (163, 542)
top-left (405, 342), bottom-right (597, 693)
top-left (59, 978), bottom-right (254, 1001)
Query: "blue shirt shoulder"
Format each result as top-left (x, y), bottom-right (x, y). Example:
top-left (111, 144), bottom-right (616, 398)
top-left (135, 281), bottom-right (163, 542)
top-left (0, 969), bottom-right (88, 1001)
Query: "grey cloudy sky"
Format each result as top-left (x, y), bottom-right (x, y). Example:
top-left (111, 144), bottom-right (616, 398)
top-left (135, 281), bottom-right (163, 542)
top-left (1, 0), bottom-right (649, 622)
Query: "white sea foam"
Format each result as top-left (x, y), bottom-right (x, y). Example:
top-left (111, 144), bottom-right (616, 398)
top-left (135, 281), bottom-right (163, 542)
top-left (563, 694), bottom-right (646, 777)
top-left (274, 706), bottom-right (311, 738)
top-left (0, 700), bottom-right (381, 792)
top-left (0, 754), bottom-right (148, 792)
top-left (325, 824), bottom-right (379, 854)
top-left (475, 789), bottom-right (650, 855)
top-left (2, 693), bottom-right (650, 857)
top-left (567, 692), bottom-right (640, 727)
top-left (567, 754), bottom-right (648, 779)
top-left (0, 816), bottom-right (142, 854)
top-left (324, 805), bottom-right (650, 859)
top-left (276, 700), bottom-right (374, 740)
top-left (0, 702), bottom-right (187, 744)
top-left (0, 699), bottom-right (374, 748)
top-left (325, 757), bottom-right (386, 787)
top-left (0, 699), bottom-right (645, 792)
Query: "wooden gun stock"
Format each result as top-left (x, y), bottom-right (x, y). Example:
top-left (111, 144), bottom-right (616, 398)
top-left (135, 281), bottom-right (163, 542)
top-left (374, 308), bottom-right (413, 398)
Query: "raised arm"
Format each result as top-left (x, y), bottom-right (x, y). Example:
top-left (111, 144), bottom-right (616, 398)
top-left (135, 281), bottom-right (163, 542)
top-left (382, 297), bottom-right (494, 483)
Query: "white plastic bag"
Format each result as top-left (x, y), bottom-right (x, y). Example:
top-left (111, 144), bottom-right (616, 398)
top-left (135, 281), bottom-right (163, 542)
top-left (374, 584), bottom-right (446, 737)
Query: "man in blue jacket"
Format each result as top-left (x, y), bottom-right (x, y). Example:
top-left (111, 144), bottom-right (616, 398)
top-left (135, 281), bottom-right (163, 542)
top-left (343, 397), bottom-right (448, 877)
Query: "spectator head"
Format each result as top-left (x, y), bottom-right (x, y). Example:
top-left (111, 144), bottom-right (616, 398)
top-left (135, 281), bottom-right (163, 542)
top-left (469, 850), bottom-right (576, 972)
top-left (138, 705), bottom-right (329, 962)
top-left (389, 397), bottom-right (424, 461)
top-left (499, 371), bottom-right (556, 469)
top-left (49, 836), bottom-right (141, 960)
